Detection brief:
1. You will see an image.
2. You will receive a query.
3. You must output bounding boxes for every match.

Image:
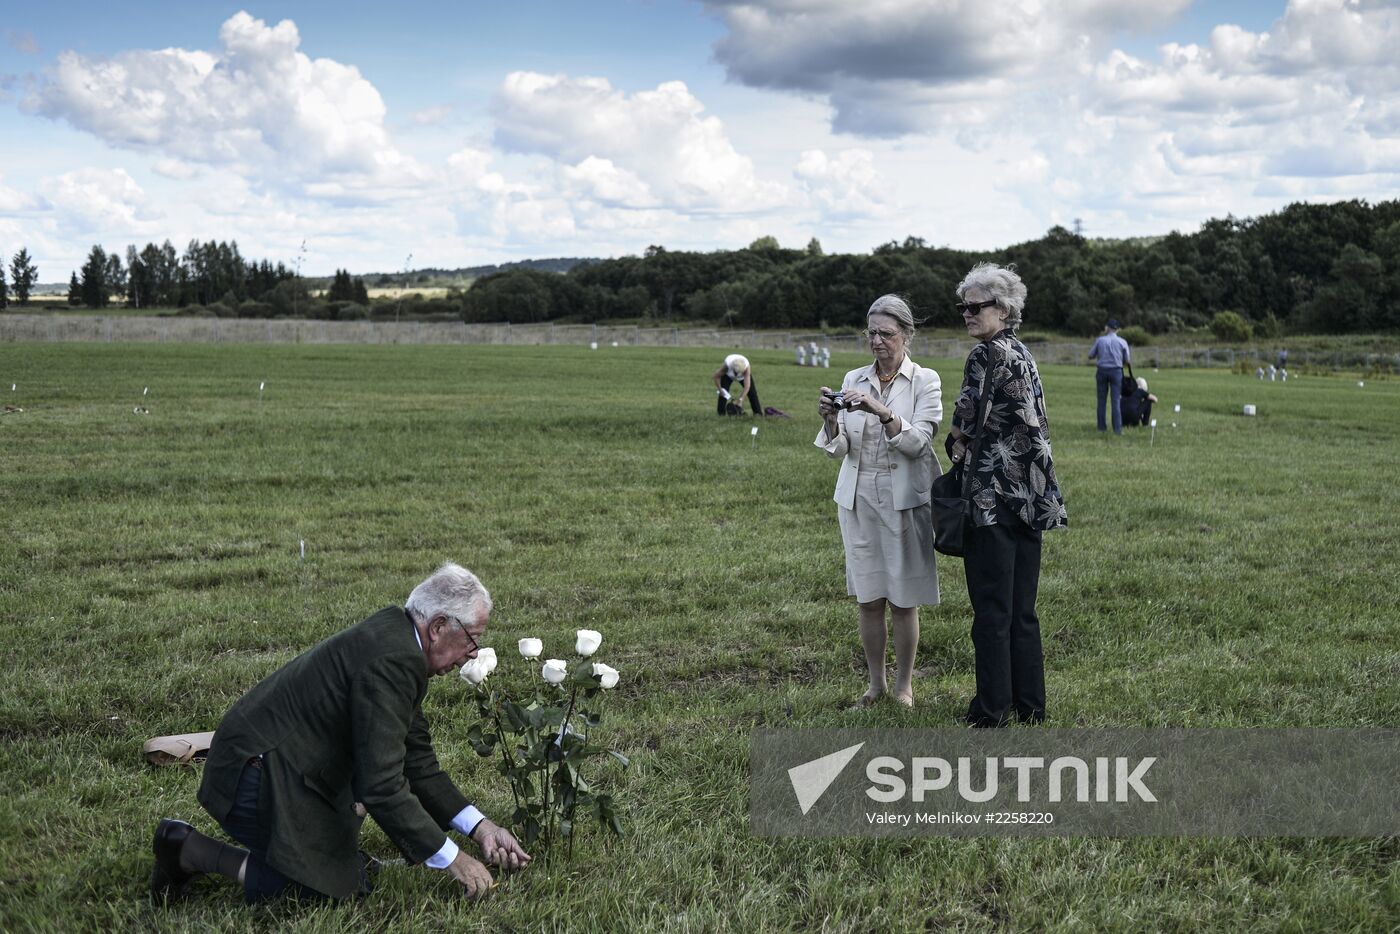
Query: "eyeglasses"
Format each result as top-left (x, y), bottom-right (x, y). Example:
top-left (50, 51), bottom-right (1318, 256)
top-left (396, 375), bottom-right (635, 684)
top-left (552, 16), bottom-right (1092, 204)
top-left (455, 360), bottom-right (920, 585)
top-left (447, 615), bottom-right (481, 655)
top-left (956, 299), bottom-right (999, 316)
top-left (865, 328), bottom-right (900, 341)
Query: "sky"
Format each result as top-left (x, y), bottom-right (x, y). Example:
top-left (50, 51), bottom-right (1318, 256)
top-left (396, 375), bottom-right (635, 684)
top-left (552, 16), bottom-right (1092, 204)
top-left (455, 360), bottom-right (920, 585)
top-left (2, 0), bottom-right (1398, 279)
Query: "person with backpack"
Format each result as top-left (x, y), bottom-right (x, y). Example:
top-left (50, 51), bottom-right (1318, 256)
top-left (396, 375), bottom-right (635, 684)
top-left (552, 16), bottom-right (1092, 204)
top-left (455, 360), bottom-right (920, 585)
top-left (1089, 319), bottom-right (1131, 434)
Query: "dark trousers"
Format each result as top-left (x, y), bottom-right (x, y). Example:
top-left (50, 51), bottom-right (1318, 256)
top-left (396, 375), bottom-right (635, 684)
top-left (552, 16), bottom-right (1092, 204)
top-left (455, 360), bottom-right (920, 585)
top-left (1095, 367), bottom-right (1123, 433)
top-left (963, 515), bottom-right (1045, 727)
top-left (216, 760), bottom-right (329, 903)
top-left (717, 373), bottom-right (761, 415)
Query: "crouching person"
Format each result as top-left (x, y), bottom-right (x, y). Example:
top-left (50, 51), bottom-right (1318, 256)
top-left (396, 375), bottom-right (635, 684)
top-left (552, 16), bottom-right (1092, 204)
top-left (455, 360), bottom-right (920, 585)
top-left (149, 562), bottom-right (530, 904)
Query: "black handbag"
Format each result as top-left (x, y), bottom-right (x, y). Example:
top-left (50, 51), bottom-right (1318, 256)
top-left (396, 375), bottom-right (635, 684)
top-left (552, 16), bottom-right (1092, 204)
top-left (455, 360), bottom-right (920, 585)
top-left (930, 466), bottom-right (969, 557)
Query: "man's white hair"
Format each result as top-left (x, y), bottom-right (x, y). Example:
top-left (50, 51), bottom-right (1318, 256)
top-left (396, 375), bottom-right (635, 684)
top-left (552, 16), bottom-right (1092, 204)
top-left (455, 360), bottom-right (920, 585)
top-left (405, 563), bottom-right (491, 628)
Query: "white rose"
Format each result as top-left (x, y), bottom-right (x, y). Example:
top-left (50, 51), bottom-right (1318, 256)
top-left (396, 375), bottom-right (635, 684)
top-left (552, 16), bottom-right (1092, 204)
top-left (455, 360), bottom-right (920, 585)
top-left (575, 629), bottom-right (603, 657)
top-left (459, 656), bottom-right (492, 686)
top-left (476, 647), bottom-right (498, 674)
top-left (518, 637), bottom-right (543, 659)
top-left (542, 659), bottom-right (568, 685)
top-left (591, 662), bottom-right (619, 689)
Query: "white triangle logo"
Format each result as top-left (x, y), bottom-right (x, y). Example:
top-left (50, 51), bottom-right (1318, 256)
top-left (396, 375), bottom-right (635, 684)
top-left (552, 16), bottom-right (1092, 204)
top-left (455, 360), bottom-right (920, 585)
top-left (788, 742), bottom-right (865, 815)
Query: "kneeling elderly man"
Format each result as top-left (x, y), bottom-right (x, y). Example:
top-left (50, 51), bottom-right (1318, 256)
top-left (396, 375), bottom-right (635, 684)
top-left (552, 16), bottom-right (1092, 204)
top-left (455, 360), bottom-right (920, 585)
top-left (150, 562), bottom-right (530, 904)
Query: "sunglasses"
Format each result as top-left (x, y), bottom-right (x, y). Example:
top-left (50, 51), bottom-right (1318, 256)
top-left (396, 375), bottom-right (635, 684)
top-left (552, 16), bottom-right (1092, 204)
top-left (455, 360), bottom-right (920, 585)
top-left (864, 327), bottom-right (900, 341)
top-left (956, 299), bottom-right (999, 316)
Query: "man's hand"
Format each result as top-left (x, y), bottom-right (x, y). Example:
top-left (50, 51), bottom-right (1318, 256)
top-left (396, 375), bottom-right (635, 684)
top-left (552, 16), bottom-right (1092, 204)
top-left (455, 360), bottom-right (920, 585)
top-left (471, 818), bottom-right (533, 871)
top-left (447, 849), bottom-right (494, 899)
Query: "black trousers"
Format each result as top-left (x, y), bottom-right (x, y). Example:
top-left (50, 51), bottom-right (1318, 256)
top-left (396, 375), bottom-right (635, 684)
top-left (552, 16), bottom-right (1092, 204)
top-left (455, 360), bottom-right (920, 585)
top-left (216, 759), bottom-right (372, 903)
top-left (717, 373), bottom-right (761, 415)
top-left (963, 511), bottom-right (1045, 727)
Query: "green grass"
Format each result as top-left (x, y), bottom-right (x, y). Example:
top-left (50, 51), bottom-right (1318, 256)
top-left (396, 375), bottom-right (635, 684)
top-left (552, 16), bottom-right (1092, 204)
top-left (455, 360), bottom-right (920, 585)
top-left (1, 343), bottom-right (1397, 932)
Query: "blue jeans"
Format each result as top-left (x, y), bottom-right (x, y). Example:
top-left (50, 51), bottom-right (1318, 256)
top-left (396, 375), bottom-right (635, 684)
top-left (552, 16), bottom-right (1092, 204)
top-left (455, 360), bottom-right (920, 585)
top-left (1095, 367), bottom-right (1123, 433)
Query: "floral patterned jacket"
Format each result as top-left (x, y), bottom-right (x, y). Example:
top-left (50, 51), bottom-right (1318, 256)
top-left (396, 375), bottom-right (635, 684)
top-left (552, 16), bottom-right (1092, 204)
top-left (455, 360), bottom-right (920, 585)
top-left (945, 329), bottom-right (1068, 531)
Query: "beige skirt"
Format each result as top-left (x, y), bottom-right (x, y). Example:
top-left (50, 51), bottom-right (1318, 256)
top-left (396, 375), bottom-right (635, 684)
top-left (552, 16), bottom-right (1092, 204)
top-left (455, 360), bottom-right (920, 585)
top-left (838, 464), bottom-right (940, 607)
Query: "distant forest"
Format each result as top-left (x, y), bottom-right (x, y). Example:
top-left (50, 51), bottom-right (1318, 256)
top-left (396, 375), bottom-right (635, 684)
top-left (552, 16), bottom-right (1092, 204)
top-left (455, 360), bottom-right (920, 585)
top-left (461, 199), bottom-right (1400, 336)
top-left (10, 199), bottom-right (1399, 335)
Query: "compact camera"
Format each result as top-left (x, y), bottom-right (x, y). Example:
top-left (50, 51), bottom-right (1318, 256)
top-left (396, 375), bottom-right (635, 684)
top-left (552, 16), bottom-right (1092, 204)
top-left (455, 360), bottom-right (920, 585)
top-left (824, 390), bottom-right (853, 409)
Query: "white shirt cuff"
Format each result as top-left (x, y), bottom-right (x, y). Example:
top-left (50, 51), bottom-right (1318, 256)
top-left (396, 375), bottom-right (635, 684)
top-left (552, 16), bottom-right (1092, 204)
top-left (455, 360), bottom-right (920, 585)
top-left (425, 836), bottom-right (458, 869)
top-left (423, 805), bottom-right (487, 870)
top-left (451, 804), bottom-right (487, 837)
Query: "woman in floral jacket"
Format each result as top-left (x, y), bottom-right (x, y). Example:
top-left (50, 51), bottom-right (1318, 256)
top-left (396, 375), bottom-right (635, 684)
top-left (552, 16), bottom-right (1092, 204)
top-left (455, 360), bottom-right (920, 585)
top-left (945, 263), bottom-right (1067, 727)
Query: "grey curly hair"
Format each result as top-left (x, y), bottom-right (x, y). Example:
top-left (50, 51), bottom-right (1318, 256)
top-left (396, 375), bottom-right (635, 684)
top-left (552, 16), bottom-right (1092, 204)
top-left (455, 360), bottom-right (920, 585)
top-left (956, 263), bottom-right (1026, 329)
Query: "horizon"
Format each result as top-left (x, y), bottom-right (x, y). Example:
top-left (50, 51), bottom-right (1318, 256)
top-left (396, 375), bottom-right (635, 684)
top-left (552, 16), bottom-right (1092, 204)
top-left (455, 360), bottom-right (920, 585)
top-left (4, 1), bottom-right (1398, 279)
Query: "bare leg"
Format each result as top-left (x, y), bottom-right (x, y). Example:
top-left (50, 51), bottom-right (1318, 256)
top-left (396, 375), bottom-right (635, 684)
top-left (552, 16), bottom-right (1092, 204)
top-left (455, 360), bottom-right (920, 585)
top-left (857, 599), bottom-right (889, 702)
top-left (889, 604), bottom-right (919, 706)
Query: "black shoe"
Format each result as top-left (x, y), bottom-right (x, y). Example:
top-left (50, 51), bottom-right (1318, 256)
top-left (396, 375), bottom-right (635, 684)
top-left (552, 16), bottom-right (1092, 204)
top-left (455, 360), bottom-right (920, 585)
top-left (150, 818), bottom-right (198, 904)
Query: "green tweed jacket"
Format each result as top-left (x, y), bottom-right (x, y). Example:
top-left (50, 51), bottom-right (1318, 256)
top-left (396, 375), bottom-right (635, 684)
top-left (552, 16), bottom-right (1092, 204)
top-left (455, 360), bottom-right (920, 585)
top-left (198, 606), bottom-right (471, 898)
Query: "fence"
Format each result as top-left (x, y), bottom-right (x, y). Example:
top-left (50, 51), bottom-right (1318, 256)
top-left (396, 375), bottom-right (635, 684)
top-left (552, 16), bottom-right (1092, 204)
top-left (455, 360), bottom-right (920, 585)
top-left (2, 314), bottom-right (1396, 372)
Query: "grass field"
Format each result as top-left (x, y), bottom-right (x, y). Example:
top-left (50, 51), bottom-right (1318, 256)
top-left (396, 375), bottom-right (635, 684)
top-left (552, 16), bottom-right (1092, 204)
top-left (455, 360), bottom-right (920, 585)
top-left (0, 342), bottom-right (1397, 932)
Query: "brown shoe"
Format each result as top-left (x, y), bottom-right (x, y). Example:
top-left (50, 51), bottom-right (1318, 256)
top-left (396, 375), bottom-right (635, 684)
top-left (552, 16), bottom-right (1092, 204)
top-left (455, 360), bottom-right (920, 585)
top-left (150, 819), bottom-right (198, 904)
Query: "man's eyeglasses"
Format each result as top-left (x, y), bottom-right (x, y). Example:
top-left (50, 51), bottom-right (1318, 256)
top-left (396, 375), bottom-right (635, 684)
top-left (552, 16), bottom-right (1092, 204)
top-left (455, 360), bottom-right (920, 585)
top-left (956, 299), bottom-right (999, 316)
top-left (447, 615), bottom-right (480, 654)
top-left (865, 328), bottom-right (900, 341)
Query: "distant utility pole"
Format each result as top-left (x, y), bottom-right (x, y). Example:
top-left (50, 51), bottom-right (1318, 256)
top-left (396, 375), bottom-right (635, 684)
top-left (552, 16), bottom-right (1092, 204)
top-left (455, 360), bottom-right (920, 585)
top-left (395, 253), bottom-right (413, 324)
top-left (1073, 218), bottom-right (1084, 237)
top-left (293, 240), bottom-right (307, 317)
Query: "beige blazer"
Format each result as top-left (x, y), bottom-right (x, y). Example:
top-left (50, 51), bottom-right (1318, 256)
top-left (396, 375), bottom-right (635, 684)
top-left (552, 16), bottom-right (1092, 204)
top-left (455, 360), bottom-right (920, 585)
top-left (814, 355), bottom-right (943, 511)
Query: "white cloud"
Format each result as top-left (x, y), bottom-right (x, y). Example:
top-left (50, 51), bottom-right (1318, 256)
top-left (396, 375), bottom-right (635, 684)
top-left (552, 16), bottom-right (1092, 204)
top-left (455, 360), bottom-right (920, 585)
top-left (794, 149), bottom-right (889, 218)
top-left (0, 175), bottom-right (43, 212)
top-left (151, 159), bottom-right (199, 180)
top-left (38, 168), bottom-right (161, 236)
top-left (26, 12), bottom-right (424, 195)
top-left (408, 104), bottom-right (454, 127)
top-left (492, 71), bottom-right (789, 213)
top-left (561, 157), bottom-right (656, 208)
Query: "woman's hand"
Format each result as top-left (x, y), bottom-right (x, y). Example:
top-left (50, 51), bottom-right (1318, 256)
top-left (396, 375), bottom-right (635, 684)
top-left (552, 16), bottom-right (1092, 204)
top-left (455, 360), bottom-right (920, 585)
top-left (948, 428), bottom-right (970, 465)
top-left (818, 387), bottom-right (839, 418)
top-left (841, 389), bottom-right (892, 422)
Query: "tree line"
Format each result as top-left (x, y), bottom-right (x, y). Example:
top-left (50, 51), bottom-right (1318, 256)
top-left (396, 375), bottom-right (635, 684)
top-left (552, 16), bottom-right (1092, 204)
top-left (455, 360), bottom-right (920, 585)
top-left (9, 198), bottom-right (1399, 334)
top-left (57, 240), bottom-right (297, 312)
top-left (459, 199), bottom-right (1400, 335)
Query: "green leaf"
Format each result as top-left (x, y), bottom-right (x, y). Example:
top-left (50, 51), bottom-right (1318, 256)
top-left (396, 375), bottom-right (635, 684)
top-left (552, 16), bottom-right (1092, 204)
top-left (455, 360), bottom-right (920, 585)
top-left (607, 750), bottom-right (630, 768)
top-left (502, 699), bottom-right (529, 732)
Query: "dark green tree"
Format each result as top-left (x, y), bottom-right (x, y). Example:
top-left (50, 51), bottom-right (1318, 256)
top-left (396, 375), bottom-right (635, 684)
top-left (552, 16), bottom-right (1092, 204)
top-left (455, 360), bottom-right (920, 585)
top-left (0, 264), bottom-right (7, 310)
top-left (104, 251), bottom-right (127, 300)
top-left (353, 276), bottom-right (369, 305)
top-left (326, 269), bottom-right (356, 302)
top-left (9, 247), bottom-right (37, 305)
top-left (67, 272), bottom-right (82, 306)
top-left (80, 245), bottom-right (109, 308)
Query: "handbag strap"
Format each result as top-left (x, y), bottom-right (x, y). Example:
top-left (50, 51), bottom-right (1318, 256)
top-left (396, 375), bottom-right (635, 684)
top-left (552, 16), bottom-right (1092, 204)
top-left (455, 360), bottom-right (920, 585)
top-left (959, 339), bottom-right (999, 499)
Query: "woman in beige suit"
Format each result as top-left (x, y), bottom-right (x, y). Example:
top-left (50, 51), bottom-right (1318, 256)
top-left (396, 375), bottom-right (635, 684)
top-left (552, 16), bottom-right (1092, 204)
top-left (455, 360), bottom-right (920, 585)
top-left (816, 294), bottom-right (943, 708)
